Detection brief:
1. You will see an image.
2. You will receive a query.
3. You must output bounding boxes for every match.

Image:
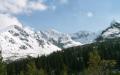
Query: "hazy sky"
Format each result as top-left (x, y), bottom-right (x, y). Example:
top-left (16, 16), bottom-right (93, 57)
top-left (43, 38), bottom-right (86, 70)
top-left (0, 0), bottom-right (120, 33)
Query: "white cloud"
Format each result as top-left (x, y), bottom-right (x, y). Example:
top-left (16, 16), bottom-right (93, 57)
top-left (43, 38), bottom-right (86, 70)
top-left (0, 0), bottom-right (67, 29)
top-left (0, 0), bottom-right (48, 14)
top-left (87, 12), bottom-right (94, 18)
top-left (0, 0), bottom-right (48, 29)
top-left (0, 14), bottom-right (22, 29)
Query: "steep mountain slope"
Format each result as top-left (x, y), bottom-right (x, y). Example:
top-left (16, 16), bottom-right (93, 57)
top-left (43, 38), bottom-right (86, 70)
top-left (96, 21), bottom-right (120, 41)
top-left (71, 31), bottom-right (98, 44)
top-left (38, 29), bottom-right (82, 48)
top-left (0, 25), bottom-right (60, 61)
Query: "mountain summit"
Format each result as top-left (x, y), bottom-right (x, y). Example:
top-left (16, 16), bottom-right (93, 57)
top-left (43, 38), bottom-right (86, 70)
top-left (71, 31), bottom-right (98, 44)
top-left (96, 21), bottom-right (120, 41)
top-left (0, 26), bottom-right (84, 61)
top-left (0, 25), bottom-right (61, 61)
top-left (39, 29), bottom-right (82, 48)
top-left (1, 21), bottom-right (119, 61)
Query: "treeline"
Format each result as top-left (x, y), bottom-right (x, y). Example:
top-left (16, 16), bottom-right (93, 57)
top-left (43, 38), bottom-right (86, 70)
top-left (0, 38), bottom-right (120, 75)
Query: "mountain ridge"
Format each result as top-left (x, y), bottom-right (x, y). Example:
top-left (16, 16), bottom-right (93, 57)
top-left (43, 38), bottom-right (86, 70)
top-left (39, 29), bottom-right (82, 48)
top-left (96, 21), bottom-right (120, 41)
top-left (1, 20), bottom-right (120, 61)
top-left (0, 25), bottom-right (61, 61)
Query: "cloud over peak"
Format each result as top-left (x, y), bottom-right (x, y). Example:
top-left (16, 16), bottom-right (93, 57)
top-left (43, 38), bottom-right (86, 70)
top-left (0, 0), bottom-right (48, 29)
top-left (0, 0), bottom-right (70, 29)
top-left (0, 14), bottom-right (22, 29)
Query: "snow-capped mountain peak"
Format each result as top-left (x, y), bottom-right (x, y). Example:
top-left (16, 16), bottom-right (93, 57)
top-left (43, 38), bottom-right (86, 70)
top-left (95, 21), bottom-right (120, 42)
top-left (0, 26), bottom-right (98, 61)
top-left (71, 31), bottom-right (98, 44)
top-left (38, 29), bottom-right (82, 48)
top-left (47, 29), bottom-right (61, 35)
top-left (0, 25), bottom-right (60, 61)
top-left (100, 21), bottom-right (120, 39)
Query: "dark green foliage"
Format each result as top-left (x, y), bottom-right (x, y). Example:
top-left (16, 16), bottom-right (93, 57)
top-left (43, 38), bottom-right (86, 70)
top-left (0, 51), bottom-right (6, 75)
top-left (83, 50), bottom-right (116, 75)
top-left (0, 38), bottom-right (120, 75)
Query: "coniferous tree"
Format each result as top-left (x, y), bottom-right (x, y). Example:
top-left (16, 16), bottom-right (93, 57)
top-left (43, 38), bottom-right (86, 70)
top-left (38, 68), bottom-right (47, 75)
top-left (84, 50), bottom-right (116, 75)
top-left (20, 71), bottom-right (24, 75)
top-left (26, 61), bottom-right (38, 75)
top-left (60, 64), bottom-right (68, 75)
top-left (0, 51), bottom-right (6, 75)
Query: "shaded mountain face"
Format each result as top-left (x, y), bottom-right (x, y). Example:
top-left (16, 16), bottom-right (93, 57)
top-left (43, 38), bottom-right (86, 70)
top-left (38, 29), bottom-right (82, 48)
top-left (71, 31), bottom-right (98, 44)
top-left (96, 21), bottom-right (120, 41)
top-left (0, 25), bottom-right (60, 61)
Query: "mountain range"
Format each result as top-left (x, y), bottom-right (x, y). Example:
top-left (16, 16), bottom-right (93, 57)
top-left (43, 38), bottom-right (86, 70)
top-left (0, 25), bottom-right (61, 61)
top-left (0, 21), bottom-right (120, 61)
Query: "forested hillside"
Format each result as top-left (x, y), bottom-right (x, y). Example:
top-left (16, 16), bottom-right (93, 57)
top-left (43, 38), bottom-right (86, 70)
top-left (0, 38), bottom-right (120, 75)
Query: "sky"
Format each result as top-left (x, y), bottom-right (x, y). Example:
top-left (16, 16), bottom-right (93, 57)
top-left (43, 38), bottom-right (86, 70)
top-left (0, 0), bottom-right (120, 33)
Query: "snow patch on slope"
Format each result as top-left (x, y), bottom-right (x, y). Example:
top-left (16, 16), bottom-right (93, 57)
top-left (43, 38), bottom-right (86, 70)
top-left (99, 21), bottom-right (120, 39)
top-left (71, 31), bottom-right (98, 44)
top-left (0, 25), bottom-right (60, 61)
top-left (39, 29), bottom-right (82, 48)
